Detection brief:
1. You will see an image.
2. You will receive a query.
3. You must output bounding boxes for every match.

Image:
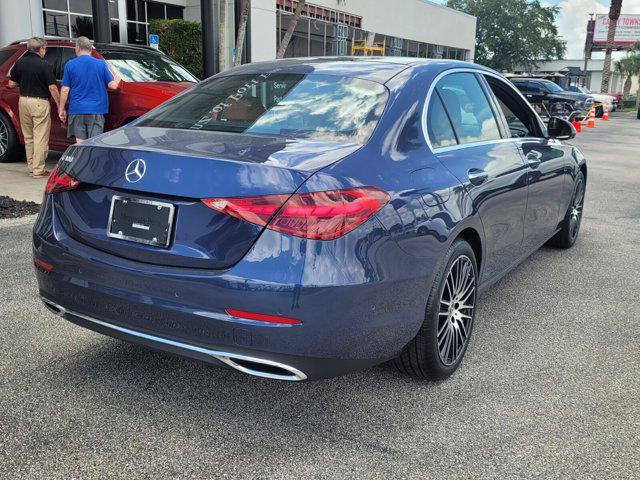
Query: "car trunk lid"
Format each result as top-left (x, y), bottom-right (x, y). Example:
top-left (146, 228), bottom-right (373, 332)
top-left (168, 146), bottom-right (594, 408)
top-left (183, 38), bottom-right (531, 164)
top-left (53, 127), bottom-right (360, 269)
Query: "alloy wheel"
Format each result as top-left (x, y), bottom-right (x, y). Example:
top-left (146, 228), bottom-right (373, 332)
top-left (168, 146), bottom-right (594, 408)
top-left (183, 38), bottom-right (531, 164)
top-left (0, 120), bottom-right (8, 156)
top-left (437, 255), bottom-right (476, 366)
top-left (569, 179), bottom-right (585, 240)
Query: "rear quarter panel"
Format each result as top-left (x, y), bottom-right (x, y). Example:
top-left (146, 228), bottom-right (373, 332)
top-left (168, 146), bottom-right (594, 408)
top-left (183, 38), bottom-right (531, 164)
top-left (315, 65), bottom-right (485, 311)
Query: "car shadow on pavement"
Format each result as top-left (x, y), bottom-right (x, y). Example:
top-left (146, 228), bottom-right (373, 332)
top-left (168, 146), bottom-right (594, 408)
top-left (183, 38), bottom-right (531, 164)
top-left (43, 334), bottom-right (458, 457)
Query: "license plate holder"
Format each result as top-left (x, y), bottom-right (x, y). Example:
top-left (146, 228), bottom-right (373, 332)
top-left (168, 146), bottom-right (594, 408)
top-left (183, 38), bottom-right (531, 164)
top-left (108, 196), bottom-right (175, 248)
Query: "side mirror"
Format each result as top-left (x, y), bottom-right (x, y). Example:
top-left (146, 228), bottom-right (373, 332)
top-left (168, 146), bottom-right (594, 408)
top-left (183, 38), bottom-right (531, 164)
top-left (547, 116), bottom-right (576, 140)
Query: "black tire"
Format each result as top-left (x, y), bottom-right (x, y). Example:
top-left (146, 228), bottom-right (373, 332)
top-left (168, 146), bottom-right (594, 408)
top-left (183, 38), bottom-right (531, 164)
top-left (595, 105), bottom-right (603, 118)
top-left (547, 171), bottom-right (585, 249)
top-left (0, 111), bottom-right (23, 163)
top-left (394, 239), bottom-right (478, 380)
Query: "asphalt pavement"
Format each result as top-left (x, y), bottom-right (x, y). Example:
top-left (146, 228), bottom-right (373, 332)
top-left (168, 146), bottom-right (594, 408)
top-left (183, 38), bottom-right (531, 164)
top-left (1, 114), bottom-right (639, 479)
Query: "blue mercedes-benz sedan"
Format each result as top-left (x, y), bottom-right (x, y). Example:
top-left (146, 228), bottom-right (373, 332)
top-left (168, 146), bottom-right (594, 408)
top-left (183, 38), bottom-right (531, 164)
top-left (33, 58), bottom-right (586, 381)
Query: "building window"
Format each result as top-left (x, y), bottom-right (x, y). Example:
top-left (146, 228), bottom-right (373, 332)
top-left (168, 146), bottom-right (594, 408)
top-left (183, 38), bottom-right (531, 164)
top-left (275, 3), bottom-right (468, 63)
top-left (43, 0), bottom-right (120, 42)
top-left (126, 0), bottom-right (184, 44)
top-left (276, 0), bottom-right (362, 28)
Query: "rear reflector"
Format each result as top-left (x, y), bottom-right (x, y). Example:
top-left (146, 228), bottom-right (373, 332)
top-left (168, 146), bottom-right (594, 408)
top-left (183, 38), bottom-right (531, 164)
top-left (226, 308), bottom-right (302, 325)
top-left (203, 187), bottom-right (389, 240)
top-left (45, 164), bottom-right (80, 195)
top-left (34, 258), bottom-right (53, 270)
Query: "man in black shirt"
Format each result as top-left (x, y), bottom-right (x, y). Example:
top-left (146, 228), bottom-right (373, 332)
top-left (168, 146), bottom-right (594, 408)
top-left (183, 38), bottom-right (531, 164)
top-left (7, 37), bottom-right (60, 178)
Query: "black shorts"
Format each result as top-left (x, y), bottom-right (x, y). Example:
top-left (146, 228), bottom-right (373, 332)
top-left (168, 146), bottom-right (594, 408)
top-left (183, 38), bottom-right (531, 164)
top-left (67, 114), bottom-right (105, 141)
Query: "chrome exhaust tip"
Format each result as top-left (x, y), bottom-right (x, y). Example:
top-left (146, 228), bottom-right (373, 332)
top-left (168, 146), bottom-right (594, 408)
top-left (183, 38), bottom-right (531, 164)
top-left (40, 297), bottom-right (307, 381)
top-left (213, 354), bottom-right (307, 381)
top-left (42, 298), bottom-right (66, 316)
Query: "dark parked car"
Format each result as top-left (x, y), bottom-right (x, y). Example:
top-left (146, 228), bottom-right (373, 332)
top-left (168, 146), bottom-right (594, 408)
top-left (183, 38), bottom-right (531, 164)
top-left (510, 78), bottom-right (594, 117)
top-left (0, 39), bottom-right (197, 163)
top-left (34, 58), bottom-right (586, 381)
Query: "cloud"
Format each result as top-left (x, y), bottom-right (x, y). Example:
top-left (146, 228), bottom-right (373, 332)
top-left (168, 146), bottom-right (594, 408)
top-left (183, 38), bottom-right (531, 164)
top-left (552, 0), bottom-right (640, 58)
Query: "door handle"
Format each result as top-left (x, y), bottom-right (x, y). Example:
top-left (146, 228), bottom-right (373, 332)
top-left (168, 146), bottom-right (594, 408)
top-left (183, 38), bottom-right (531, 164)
top-left (467, 168), bottom-right (488, 186)
top-left (526, 150), bottom-right (542, 168)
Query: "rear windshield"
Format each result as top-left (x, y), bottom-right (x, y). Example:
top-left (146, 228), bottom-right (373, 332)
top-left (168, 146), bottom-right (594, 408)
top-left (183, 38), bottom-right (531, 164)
top-left (136, 73), bottom-right (388, 144)
top-left (99, 49), bottom-right (198, 83)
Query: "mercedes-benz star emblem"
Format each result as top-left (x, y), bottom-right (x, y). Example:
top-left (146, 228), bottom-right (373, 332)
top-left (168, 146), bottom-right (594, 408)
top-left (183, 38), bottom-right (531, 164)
top-left (125, 159), bottom-right (146, 183)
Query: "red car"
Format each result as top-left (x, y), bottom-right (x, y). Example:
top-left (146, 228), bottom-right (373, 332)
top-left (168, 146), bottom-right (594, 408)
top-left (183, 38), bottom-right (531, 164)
top-left (0, 39), bottom-right (197, 163)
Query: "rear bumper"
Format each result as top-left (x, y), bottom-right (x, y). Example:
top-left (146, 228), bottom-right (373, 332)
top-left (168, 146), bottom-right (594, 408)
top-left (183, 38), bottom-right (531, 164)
top-left (33, 196), bottom-right (432, 380)
top-left (41, 297), bottom-right (309, 381)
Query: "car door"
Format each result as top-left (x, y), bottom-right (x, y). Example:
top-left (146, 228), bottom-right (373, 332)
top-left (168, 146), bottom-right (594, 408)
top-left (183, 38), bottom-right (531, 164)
top-left (482, 74), bottom-right (570, 252)
top-left (426, 71), bottom-right (529, 282)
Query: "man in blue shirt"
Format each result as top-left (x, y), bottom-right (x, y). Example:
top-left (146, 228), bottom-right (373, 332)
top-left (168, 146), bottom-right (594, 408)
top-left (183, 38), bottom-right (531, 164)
top-left (58, 37), bottom-right (120, 143)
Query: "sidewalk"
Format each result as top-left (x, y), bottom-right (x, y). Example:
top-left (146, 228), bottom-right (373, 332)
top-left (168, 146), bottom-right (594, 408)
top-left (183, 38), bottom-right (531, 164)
top-left (0, 153), bottom-right (60, 203)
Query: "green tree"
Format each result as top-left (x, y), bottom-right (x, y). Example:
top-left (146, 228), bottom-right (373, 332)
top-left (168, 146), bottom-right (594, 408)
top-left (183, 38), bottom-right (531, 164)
top-left (615, 56), bottom-right (636, 100)
top-left (446, 0), bottom-right (566, 71)
top-left (615, 42), bottom-right (640, 106)
top-left (149, 19), bottom-right (202, 78)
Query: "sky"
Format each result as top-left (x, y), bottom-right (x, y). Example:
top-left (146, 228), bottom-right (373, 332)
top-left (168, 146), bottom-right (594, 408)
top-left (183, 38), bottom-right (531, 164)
top-left (433, 0), bottom-right (640, 59)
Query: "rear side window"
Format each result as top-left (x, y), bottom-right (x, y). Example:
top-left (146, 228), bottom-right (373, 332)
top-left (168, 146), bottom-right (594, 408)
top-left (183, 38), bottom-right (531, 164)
top-left (436, 73), bottom-right (501, 145)
top-left (426, 93), bottom-right (457, 149)
top-left (0, 48), bottom-right (17, 69)
top-left (137, 73), bottom-right (388, 144)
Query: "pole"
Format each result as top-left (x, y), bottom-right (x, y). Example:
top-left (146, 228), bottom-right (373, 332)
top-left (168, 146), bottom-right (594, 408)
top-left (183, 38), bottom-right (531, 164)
top-left (583, 15), bottom-right (594, 88)
top-left (91, 0), bottom-right (111, 43)
top-left (201, 0), bottom-right (220, 78)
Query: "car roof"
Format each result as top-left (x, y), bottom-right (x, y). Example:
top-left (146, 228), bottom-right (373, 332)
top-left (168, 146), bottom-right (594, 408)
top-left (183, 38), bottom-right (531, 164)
top-left (218, 57), bottom-right (486, 84)
top-left (8, 38), bottom-right (161, 55)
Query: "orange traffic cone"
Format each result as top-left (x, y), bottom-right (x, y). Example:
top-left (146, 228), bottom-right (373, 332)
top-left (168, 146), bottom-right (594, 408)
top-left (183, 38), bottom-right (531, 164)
top-left (602, 105), bottom-right (609, 120)
top-left (586, 109), bottom-right (596, 128)
top-left (572, 121), bottom-right (582, 133)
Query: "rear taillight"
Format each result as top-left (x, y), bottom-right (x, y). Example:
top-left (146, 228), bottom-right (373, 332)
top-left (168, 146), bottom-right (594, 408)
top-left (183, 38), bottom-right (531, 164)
top-left (45, 164), bottom-right (80, 195)
top-left (203, 187), bottom-right (389, 240)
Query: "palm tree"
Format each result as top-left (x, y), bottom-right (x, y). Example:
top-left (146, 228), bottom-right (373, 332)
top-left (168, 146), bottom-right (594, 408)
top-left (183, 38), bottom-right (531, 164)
top-left (614, 42), bottom-right (640, 103)
top-left (219, 0), bottom-right (227, 71)
top-left (615, 57), bottom-right (635, 100)
top-left (234, 0), bottom-right (251, 66)
top-left (276, 0), bottom-right (307, 59)
top-left (600, 0), bottom-right (623, 93)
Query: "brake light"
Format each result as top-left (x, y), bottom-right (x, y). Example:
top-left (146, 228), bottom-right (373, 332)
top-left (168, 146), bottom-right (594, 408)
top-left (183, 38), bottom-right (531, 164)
top-left (34, 258), bottom-right (54, 271)
top-left (45, 164), bottom-right (80, 195)
top-left (203, 187), bottom-right (389, 240)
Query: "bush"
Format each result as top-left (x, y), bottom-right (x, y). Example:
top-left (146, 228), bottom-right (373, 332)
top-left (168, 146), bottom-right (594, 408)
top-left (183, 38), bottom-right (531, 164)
top-left (149, 19), bottom-right (202, 79)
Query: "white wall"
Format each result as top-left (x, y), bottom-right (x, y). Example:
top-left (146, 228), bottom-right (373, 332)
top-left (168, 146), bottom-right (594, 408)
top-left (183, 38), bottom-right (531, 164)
top-left (307, 0), bottom-right (476, 58)
top-left (0, 0), bottom-right (44, 47)
top-left (250, 0), bottom-right (476, 62)
top-left (250, 0), bottom-right (278, 62)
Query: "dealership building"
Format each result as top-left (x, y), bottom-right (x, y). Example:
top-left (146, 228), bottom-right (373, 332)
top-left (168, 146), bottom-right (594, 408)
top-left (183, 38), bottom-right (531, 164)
top-left (0, 0), bottom-right (477, 65)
